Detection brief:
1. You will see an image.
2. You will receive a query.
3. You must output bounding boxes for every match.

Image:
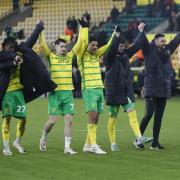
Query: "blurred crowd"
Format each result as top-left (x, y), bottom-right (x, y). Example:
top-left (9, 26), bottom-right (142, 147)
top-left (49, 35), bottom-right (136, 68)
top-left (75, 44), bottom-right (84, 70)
top-left (2, 0), bottom-right (179, 98)
top-left (146, 0), bottom-right (180, 31)
top-left (12, 0), bottom-right (33, 11)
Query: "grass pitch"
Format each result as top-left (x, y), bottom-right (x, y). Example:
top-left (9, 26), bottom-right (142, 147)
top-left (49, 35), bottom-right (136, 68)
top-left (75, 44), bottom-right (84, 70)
top-left (0, 97), bottom-right (180, 180)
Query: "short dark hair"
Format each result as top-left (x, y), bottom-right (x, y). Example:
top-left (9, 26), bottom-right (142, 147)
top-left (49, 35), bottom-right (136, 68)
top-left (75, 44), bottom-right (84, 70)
top-left (54, 38), bottom-right (67, 45)
top-left (119, 36), bottom-right (127, 44)
top-left (89, 35), bottom-right (97, 43)
top-left (2, 37), bottom-right (17, 49)
top-left (154, 33), bottom-right (165, 39)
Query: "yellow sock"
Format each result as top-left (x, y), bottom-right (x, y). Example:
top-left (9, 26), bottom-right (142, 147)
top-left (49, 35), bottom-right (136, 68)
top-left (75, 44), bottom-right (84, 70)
top-left (108, 117), bottom-right (116, 144)
top-left (2, 118), bottom-right (11, 142)
top-left (85, 131), bottom-right (91, 145)
top-left (128, 110), bottom-right (141, 137)
top-left (88, 124), bottom-right (97, 145)
top-left (16, 120), bottom-right (26, 138)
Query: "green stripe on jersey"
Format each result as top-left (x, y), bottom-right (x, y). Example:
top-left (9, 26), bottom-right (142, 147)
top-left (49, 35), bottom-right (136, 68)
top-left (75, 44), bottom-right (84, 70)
top-left (82, 79), bottom-right (102, 82)
top-left (51, 70), bottom-right (72, 72)
top-left (84, 73), bottom-right (101, 75)
top-left (52, 77), bottom-right (72, 79)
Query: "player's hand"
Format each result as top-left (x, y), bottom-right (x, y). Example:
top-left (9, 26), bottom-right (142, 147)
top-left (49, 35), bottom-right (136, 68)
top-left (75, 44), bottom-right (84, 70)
top-left (14, 55), bottom-right (23, 65)
top-left (78, 17), bottom-right (89, 28)
top-left (113, 25), bottom-right (122, 37)
top-left (36, 19), bottom-right (44, 27)
top-left (138, 23), bottom-right (145, 32)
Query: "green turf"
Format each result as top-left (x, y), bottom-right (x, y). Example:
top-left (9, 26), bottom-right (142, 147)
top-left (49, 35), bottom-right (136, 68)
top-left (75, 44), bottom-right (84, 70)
top-left (0, 97), bottom-right (180, 180)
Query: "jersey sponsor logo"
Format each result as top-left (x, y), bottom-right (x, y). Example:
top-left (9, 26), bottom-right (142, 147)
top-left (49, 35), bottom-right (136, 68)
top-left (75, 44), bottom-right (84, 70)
top-left (58, 59), bottom-right (70, 64)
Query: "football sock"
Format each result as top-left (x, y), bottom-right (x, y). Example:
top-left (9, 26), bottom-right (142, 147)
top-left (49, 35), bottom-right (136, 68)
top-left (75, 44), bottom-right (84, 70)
top-left (16, 120), bottom-right (26, 142)
top-left (85, 131), bottom-right (91, 145)
top-left (65, 137), bottom-right (72, 149)
top-left (2, 117), bottom-right (10, 144)
top-left (41, 131), bottom-right (48, 141)
top-left (128, 110), bottom-right (141, 137)
top-left (88, 124), bottom-right (97, 145)
top-left (108, 117), bottom-right (116, 144)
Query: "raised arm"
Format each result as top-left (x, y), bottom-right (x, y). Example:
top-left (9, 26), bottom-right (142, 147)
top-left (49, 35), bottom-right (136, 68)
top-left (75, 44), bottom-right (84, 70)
top-left (78, 28), bottom-right (88, 58)
top-left (39, 31), bottom-right (51, 58)
top-left (167, 33), bottom-right (180, 54)
top-left (141, 32), bottom-right (150, 56)
top-left (25, 20), bottom-right (44, 48)
top-left (104, 26), bottom-right (121, 65)
top-left (126, 23), bottom-right (145, 58)
top-left (97, 32), bottom-right (115, 57)
top-left (72, 17), bottom-right (89, 57)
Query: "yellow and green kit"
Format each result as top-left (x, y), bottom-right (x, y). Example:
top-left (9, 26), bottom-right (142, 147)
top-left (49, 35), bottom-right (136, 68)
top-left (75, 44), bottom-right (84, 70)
top-left (2, 66), bottom-right (26, 118)
top-left (39, 28), bottom-right (88, 115)
top-left (77, 33), bottom-right (114, 113)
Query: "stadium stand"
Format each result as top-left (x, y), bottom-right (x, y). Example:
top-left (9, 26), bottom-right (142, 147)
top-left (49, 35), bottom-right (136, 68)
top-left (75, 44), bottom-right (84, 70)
top-left (0, 0), bottom-right (13, 18)
top-left (0, 0), bottom-right (125, 43)
top-left (94, 6), bottom-right (166, 37)
top-left (0, 0), bottom-right (179, 71)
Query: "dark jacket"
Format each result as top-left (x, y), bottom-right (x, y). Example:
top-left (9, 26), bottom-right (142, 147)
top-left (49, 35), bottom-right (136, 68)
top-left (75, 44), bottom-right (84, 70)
top-left (0, 23), bottom-right (57, 110)
top-left (142, 33), bottom-right (180, 98)
top-left (0, 52), bottom-right (17, 110)
top-left (104, 31), bottom-right (144, 105)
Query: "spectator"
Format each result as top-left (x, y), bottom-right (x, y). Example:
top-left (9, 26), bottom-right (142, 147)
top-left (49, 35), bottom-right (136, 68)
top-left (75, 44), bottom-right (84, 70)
top-left (96, 28), bottom-right (108, 47)
top-left (153, 0), bottom-right (164, 17)
top-left (127, 19), bottom-right (139, 42)
top-left (64, 27), bottom-right (74, 39)
top-left (175, 13), bottom-right (180, 31)
top-left (66, 17), bottom-right (72, 29)
top-left (163, 4), bottom-right (172, 17)
top-left (110, 5), bottom-right (119, 22)
top-left (171, 0), bottom-right (178, 13)
top-left (147, 0), bottom-right (154, 17)
top-left (12, 0), bottom-right (19, 10)
top-left (167, 11), bottom-right (176, 31)
top-left (71, 16), bottom-right (78, 33)
top-left (125, 0), bottom-right (134, 14)
top-left (23, 0), bottom-right (34, 6)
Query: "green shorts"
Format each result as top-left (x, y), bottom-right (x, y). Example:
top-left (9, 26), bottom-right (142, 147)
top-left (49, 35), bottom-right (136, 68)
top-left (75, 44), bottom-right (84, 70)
top-left (48, 90), bottom-right (74, 116)
top-left (82, 88), bottom-right (104, 113)
top-left (2, 90), bottom-right (26, 118)
top-left (109, 98), bottom-right (135, 118)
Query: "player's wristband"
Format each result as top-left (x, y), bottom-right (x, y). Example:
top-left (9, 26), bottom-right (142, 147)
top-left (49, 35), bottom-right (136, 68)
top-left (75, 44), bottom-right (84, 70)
top-left (16, 51), bottom-right (23, 57)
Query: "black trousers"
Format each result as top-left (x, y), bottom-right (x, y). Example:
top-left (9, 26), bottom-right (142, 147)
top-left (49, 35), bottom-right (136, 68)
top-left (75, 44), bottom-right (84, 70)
top-left (140, 97), bottom-right (167, 144)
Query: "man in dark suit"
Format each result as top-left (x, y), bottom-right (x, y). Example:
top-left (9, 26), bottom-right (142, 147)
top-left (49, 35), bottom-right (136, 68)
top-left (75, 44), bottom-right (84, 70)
top-left (140, 33), bottom-right (180, 149)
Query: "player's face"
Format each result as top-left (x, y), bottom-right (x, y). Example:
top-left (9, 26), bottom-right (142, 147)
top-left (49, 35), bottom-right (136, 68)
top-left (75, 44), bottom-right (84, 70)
top-left (118, 43), bottom-right (125, 53)
top-left (4, 44), bottom-right (15, 52)
top-left (88, 41), bottom-right (98, 53)
top-left (55, 42), bottom-right (67, 55)
top-left (155, 37), bottom-right (166, 49)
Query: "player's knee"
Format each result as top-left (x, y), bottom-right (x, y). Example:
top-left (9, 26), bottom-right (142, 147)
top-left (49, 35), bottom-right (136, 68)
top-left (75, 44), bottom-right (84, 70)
top-left (109, 114), bottom-right (117, 118)
top-left (88, 112), bottom-right (97, 121)
top-left (126, 108), bottom-right (135, 113)
top-left (3, 116), bottom-right (11, 122)
top-left (65, 118), bottom-right (72, 127)
top-left (49, 117), bottom-right (58, 125)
